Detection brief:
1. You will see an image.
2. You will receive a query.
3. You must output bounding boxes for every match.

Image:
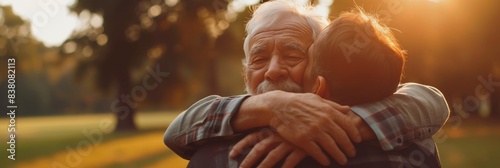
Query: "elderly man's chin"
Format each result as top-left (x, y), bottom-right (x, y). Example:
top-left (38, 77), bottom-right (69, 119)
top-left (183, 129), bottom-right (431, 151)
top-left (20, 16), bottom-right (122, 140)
top-left (246, 79), bottom-right (303, 95)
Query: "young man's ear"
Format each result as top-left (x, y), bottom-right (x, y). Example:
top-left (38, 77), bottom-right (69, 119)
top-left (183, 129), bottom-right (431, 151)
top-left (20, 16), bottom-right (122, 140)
top-left (314, 76), bottom-right (330, 99)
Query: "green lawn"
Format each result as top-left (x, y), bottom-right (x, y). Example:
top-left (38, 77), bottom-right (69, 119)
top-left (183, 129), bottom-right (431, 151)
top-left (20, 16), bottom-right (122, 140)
top-left (439, 135), bottom-right (500, 168)
top-left (2, 129), bottom-right (169, 167)
top-left (0, 112), bottom-right (181, 168)
top-left (1, 113), bottom-right (499, 168)
top-left (436, 117), bottom-right (500, 168)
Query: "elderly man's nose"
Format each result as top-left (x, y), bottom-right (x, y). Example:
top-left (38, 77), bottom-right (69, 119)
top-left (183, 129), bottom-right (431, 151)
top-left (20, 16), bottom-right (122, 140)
top-left (265, 57), bottom-right (287, 81)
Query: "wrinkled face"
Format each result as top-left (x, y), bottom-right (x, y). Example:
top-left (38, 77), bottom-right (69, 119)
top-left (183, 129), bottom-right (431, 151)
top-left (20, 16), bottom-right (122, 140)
top-left (245, 15), bottom-right (313, 94)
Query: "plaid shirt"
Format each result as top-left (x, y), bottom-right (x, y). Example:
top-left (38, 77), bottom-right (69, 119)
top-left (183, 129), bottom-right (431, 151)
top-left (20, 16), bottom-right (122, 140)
top-left (164, 83), bottom-right (449, 160)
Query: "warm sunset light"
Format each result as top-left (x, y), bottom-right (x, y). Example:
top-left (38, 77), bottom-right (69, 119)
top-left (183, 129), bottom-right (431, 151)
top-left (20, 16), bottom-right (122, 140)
top-left (0, 0), bottom-right (498, 168)
top-left (0, 0), bottom-right (80, 47)
top-left (428, 0), bottom-right (443, 3)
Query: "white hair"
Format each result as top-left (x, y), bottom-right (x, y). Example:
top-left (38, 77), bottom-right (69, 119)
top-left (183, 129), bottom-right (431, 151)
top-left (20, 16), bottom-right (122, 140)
top-left (242, 0), bottom-right (329, 68)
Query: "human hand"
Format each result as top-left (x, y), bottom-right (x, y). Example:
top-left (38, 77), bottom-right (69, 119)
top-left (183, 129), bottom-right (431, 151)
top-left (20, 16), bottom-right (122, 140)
top-left (345, 110), bottom-right (376, 141)
top-left (267, 91), bottom-right (361, 166)
top-left (229, 129), bottom-right (308, 168)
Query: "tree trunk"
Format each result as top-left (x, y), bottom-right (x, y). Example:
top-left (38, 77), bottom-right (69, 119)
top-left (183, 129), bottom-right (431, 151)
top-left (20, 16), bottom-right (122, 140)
top-left (114, 73), bottom-right (137, 132)
top-left (107, 0), bottom-right (138, 132)
top-left (114, 107), bottom-right (137, 132)
top-left (491, 91), bottom-right (500, 118)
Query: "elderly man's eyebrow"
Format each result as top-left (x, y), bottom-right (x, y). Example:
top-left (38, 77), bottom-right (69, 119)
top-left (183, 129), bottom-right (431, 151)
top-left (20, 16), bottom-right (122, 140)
top-left (281, 42), bottom-right (306, 54)
top-left (250, 43), bottom-right (268, 55)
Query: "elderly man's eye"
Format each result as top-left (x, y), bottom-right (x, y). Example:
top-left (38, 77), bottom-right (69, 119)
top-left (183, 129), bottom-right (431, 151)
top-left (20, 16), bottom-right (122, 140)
top-left (252, 57), bottom-right (268, 64)
top-left (248, 56), bottom-right (268, 69)
top-left (286, 56), bottom-right (302, 61)
top-left (285, 54), bottom-right (304, 65)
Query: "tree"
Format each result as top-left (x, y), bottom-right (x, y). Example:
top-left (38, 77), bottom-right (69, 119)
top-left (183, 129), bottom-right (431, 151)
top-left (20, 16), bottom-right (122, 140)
top-left (68, 0), bottom-right (233, 131)
top-left (0, 6), bottom-right (56, 116)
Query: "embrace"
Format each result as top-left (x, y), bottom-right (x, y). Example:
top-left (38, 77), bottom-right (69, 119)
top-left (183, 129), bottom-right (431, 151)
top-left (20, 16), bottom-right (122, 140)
top-left (164, 0), bottom-right (450, 167)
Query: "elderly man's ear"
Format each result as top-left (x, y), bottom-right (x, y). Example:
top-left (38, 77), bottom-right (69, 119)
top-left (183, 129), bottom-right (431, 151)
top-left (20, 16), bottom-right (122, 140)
top-left (312, 76), bottom-right (330, 99)
top-left (242, 66), bottom-right (247, 84)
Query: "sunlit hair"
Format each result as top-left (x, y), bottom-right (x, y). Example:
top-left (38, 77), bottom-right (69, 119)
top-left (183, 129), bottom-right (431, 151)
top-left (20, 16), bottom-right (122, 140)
top-left (242, 0), bottom-right (329, 68)
top-left (310, 8), bottom-right (406, 105)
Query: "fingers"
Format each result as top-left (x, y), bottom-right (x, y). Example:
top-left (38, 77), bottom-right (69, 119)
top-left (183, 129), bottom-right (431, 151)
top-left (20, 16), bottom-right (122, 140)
top-left (230, 132), bottom-right (265, 158)
top-left (282, 150), bottom-right (307, 168)
top-left (341, 115), bottom-right (362, 143)
top-left (339, 111), bottom-right (364, 143)
top-left (323, 100), bottom-right (351, 113)
top-left (299, 141), bottom-right (330, 166)
top-left (240, 135), bottom-right (279, 168)
top-left (325, 102), bottom-right (362, 143)
top-left (230, 134), bottom-right (257, 158)
top-left (318, 132), bottom-right (348, 165)
top-left (273, 121), bottom-right (330, 166)
top-left (323, 116), bottom-right (357, 158)
top-left (257, 143), bottom-right (293, 168)
top-left (350, 113), bottom-right (376, 141)
top-left (329, 111), bottom-right (361, 146)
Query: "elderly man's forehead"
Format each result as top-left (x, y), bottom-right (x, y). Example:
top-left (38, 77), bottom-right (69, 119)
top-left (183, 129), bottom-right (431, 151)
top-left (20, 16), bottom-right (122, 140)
top-left (249, 26), bottom-right (313, 47)
top-left (281, 41), bottom-right (307, 52)
top-left (250, 42), bottom-right (268, 55)
top-left (250, 40), bottom-right (307, 53)
top-left (251, 10), bottom-right (312, 33)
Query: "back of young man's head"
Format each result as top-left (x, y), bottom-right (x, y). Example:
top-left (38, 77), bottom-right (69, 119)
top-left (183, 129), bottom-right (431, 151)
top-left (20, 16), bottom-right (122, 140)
top-left (310, 9), bottom-right (406, 106)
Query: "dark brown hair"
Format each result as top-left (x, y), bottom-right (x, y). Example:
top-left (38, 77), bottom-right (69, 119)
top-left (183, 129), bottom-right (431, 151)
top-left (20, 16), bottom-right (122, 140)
top-left (311, 9), bottom-right (406, 105)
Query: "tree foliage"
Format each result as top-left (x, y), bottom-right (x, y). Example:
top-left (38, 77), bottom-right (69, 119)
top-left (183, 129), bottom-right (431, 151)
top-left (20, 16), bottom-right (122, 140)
top-left (66, 0), bottom-right (237, 131)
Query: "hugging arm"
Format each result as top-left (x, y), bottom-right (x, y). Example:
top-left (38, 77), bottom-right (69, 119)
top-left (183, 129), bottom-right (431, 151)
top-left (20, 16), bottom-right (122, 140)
top-left (163, 95), bottom-right (250, 159)
top-left (232, 82), bottom-right (450, 167)
top-left (163, 82), bottom-right (450, 160)
top-left (351, 82), bottom-right (450, 150)
top-left (164, 91), bottom-right (358, 165)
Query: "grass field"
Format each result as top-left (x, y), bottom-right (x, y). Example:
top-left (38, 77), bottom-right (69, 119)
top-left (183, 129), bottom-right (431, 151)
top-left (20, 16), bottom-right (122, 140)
top-left (1, 113), bottom-right (499, 168)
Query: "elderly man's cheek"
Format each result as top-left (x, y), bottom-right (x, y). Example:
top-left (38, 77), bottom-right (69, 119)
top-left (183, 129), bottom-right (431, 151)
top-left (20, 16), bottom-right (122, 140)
top-left (290, 60), bottom-right (308, 86)
top-left (247, 69), bottom-right (266, 91)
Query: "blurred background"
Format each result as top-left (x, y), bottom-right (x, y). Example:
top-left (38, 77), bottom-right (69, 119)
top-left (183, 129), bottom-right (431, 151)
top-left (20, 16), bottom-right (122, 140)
top-left (0, 0), bottom-right (498, 167)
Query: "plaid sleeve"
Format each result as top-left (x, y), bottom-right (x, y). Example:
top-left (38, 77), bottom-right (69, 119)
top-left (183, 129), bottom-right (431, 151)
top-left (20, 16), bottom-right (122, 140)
top-left (164, 94), bottom-right (250, 159)
top-left (350, 83), bottom-right (449, 151)
top-left (351, 104), bottom-right (412, 151)
top-left (191, 95), bottom-right (250, 143)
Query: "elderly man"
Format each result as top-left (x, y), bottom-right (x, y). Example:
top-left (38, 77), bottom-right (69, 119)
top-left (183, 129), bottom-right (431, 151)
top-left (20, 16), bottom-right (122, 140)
top-left (164, 0), bottom-right (449, 167)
